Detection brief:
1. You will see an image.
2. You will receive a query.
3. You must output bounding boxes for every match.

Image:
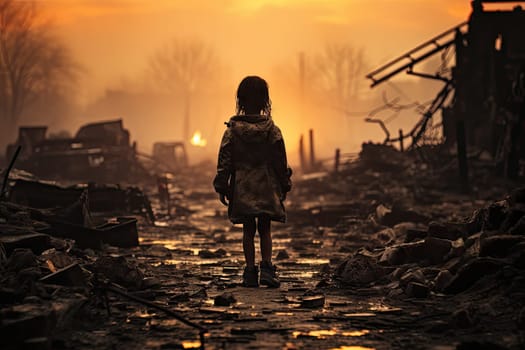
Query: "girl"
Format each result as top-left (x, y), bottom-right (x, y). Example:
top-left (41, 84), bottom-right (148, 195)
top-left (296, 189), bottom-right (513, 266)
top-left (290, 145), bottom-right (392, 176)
top-left (213, 76), bottom-right (292, 288)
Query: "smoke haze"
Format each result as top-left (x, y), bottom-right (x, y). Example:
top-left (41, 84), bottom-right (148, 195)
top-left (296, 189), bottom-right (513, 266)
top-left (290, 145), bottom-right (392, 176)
top-left (26, 0), bottom-right (473, 165)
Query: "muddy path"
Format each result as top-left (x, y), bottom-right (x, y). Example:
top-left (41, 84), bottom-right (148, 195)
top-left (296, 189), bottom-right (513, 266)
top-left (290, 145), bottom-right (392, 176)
top-left (52, 159), bottom-right (524, 350)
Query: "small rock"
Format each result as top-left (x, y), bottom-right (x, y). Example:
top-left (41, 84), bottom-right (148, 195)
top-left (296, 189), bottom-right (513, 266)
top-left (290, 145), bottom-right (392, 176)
top-left (484, 200), bottom-right (510, 230)
top-left (300, 295), bottom-right (325, 308)
top-left (198, 248), bottom-right (227, 259)
top-left (380, 246), bottom-right (405, 265)
top-left (390, 266), bottom-right (409, 280)
top-left (433, 270), bottom-right (453, 292)
top-left (90, 256), bottom-right (144, 290)
top-left (376, 204), bottom-right (429, 227)
top-left (448, 238), bottom-right (465, 258)
top-left (39, 249), bottom-right (76, 270)
top-left (373, 228), bottom-right (396, 245)
top-left (424, 236), bottom-right (452, 264)
top-left (444, 257), bottom-right (504, 294)
top-left (427, 221), bottom-right (464, 241)
top-left (404, 229), bottom-right (427, 243)
top-left (189, 288), bottom-right (207, 299)
top-left (451, 307), bottom-right (475, 328)
top-left (394, 222), bottom-right (426, 238)
top-left (405, 282), bottom-right (429, 298)
top-left (335, 251), bottom-right (386, 285)
top-left (145, 245), bottom-right (172, 258)
top-left (142, 277), bottom-right (162, 289)
top-left (400, 268), bottom-right (426, 286)
top-left (6, 249), bottom-right (38, 272)
top-left (379, 240), bottom-right (426, 265)
top-left (214, 292), bottom-right (236, 306)
top-left (276, 250), bottom-right (289, 260)
top-left (479, 235), bottom-right (525, 258)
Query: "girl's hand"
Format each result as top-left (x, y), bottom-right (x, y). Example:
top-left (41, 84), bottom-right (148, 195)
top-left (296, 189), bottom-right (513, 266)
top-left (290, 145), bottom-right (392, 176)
top-left (219, 194), bottom-right (229, 206)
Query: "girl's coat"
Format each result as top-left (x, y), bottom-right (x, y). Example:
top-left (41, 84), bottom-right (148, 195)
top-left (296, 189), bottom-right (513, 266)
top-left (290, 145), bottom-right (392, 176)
top-left (214, 115), bottom-right (292, 224)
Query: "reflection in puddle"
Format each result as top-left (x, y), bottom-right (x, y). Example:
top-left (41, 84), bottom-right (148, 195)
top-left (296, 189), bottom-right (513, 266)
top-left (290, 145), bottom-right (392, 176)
top-left (342, 330), bottom-right (370, 337)
top-left (296, 258), bottom-right (330, 265)
top-left (139, 238), bottom-right (181, 250)
top-left (128, 310), bottom-right (156, 318)
top-left (182, 340), bottom-right (201, 349)
top-left (293, 329), bottom-right (370, 339)
top-left (284, 271), bottom-right (315, 279)
top-left (153, 221), bottom-right (170, 227)
top-left (151, 259), bottom-right (222, 266)
top-left (369, 305), bottom-right (403, 313)
top-left (343, 313), bottom-right (376, 317)
top-left (368, 304), bottom-right (402, 313)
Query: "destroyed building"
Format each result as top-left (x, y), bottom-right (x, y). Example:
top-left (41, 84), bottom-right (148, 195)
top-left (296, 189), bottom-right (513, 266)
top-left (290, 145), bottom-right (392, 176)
top-left (5, 119), bottom-right (148, 183)
top-left (366, 0), bottom-right (525, 178)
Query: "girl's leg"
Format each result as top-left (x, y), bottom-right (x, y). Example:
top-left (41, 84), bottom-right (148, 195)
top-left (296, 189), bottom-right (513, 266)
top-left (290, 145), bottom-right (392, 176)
top-left (258, 216), bottom-right (280, 287)
top-left (258, 216), bottom-right (272, 263)
top-left (243, 218), bottom-right (256, 267)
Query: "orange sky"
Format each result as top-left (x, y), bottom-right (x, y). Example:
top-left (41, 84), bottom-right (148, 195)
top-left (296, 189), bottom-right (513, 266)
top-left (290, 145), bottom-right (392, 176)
top-left (40, 0), bottom-right (471, 102)
top-left (31, 0), bottom-right (486, 161)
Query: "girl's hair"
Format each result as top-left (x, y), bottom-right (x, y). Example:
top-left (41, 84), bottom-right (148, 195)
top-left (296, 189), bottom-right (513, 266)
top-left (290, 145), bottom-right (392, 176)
top-left (236, 76), bottom-right (271, 115)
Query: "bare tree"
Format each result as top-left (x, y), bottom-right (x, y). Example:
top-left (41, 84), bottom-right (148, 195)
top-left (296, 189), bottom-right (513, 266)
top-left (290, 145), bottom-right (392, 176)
top-left (0, 0), bottom-right (78, 141)
top-left (314, 43), bottom-right (368, 112)
top-left (149, 38), bottom-right (219, 143)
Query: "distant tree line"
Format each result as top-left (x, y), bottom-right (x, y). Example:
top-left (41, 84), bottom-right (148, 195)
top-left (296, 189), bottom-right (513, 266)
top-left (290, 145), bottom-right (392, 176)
top-left (0, 0), bottom-right (78, 145)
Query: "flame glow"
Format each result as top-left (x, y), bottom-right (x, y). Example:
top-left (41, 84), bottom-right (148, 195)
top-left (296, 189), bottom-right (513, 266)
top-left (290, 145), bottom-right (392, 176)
top-left (190, 131), bottom-right (207, 147)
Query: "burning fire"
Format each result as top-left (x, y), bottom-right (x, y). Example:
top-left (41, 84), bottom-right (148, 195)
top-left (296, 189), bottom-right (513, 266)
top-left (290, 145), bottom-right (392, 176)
top-left (190, 130), bottom-right (207, 147)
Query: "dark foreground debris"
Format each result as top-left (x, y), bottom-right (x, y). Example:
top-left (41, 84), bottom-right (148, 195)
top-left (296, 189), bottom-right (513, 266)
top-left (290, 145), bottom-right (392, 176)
top-left (1, 143), bottom-right (525, 350)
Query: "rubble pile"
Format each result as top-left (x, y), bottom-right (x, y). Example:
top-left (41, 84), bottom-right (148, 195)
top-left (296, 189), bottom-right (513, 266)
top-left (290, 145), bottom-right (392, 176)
top-left (0, 176), bottom-right (158, 350)
top-left (1, 141), bottom-right (524, 349)
top-left (335, 189), bottom-right (525, 295)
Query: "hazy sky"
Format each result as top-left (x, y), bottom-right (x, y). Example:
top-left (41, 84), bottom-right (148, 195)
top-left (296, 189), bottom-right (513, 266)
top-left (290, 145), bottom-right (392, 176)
top-left (31, 0), bottom-right (499, 161)
top-left (40, 0), bottom-right (472, 102)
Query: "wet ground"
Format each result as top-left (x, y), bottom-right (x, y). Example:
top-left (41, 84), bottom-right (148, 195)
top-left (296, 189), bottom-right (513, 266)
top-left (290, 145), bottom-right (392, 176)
top-left (53, 161), bottom-right (524, 350)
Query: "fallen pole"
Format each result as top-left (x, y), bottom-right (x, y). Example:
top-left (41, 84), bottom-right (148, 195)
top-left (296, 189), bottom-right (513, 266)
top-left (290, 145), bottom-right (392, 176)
top-left (100, 283), bottom-right (208, 349)
top-left (1, 145), bottom-right (21, 200)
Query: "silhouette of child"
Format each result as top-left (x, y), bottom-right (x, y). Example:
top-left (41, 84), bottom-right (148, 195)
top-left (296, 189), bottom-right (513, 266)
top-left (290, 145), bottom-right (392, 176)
top-left (213, 76), bottom-right (292, 288)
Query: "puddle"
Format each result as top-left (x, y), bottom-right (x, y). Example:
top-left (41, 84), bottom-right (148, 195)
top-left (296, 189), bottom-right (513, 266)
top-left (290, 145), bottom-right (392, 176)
top-left (153, 221), bottom-right (170, 227)
top-left (293, 329), bottom-right (370, 339)
top-left (368, 304), bottom-right (402, 313)
top-left (296, 258), bottom-right (330, 265)
top-left (343, 313), bottom-right (376, 317)
top-left (182, 340), bottom-right (201, 349)
top-left (128, 310), bottom-right (156, 319)
top-left (283, 271), bottom-right (315, 279)
top-left (342, 330), bottom-right (370, 337)
top-left (139, 238), bottom-right (182, 250)
top-left (151, 259), bottom-right (222, 266)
